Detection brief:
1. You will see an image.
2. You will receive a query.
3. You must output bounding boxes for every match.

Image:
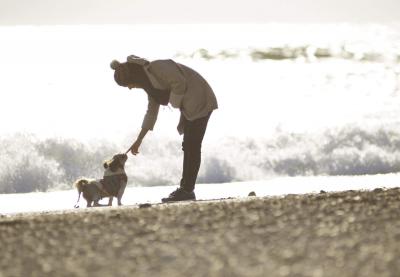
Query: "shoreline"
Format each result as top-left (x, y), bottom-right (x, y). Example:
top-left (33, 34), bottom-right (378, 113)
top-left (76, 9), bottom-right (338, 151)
top-left (2, 173), bottom-right (400, 215)
top-left (1, 187), bottom-right (400, 276)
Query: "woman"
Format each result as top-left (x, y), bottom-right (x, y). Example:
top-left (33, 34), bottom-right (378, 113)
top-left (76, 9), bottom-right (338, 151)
top-left (110, 55), bottom-right (218, 202)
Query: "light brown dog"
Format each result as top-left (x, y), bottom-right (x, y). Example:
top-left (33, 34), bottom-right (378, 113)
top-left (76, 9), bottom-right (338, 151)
top-left (73, 153), bottom-right (128, 208)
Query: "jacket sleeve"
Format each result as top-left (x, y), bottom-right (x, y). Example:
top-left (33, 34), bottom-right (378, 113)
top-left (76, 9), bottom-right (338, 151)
top-left (177, 112), bottom-right (185, 135)
top-left (149, 60), bottom-right (187, 108)
top-left (141, 95), bottom-right (160, 131)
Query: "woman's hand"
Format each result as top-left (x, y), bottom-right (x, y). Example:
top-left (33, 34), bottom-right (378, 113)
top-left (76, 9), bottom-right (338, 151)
top-left (129, 129), bottom-right (148, 155)
top-left (130, 140), bottom-right (141, 155)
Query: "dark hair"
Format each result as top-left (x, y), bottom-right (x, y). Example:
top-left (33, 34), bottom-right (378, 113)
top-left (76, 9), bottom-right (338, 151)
top-left (112, 61), bottom-right (171, 105)
top-left (113, 62), bottom-right (148, 87)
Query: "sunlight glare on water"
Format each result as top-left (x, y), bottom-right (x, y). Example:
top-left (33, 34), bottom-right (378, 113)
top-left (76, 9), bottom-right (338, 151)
top-left (1, 24), bottom-right (399, 141)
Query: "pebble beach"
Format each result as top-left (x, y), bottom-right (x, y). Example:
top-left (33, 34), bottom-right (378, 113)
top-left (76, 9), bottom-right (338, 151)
top-left (1, 187), bottom-right (400, 277)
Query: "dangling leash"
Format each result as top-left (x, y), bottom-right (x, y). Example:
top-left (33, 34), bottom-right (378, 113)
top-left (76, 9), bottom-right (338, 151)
top-left (74, 190), bottom-right (81, 208)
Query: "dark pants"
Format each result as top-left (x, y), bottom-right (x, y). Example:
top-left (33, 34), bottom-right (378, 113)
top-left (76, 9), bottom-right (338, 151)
top-left (180, 112), bottom-right (211, 192)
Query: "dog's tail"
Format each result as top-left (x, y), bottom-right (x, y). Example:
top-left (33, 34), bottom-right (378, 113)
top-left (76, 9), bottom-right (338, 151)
top-left (74, 178), bottom-right (89, 192)
top-left (73, 178), bottom-right (89, 208)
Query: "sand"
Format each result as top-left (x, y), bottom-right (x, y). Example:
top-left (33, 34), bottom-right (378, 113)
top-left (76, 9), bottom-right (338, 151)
top-left (1, 188), bottom-right (400, 277)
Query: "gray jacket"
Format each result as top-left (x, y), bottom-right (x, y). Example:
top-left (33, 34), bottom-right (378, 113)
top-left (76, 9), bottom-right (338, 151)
top-left (130, 57), bottom-right (218, 134)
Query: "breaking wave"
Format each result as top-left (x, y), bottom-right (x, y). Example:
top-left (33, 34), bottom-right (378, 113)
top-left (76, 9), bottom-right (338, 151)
top-left (2, 124), bottom-right (400, 193)
top-left (175, 45), bottom-right (400, 63)
top-left (202, 125), bottom-right (400, 183)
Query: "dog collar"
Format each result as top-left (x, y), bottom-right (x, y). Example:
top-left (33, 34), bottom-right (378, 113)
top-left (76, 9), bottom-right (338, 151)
top-left (104, 168), bottom-right (126, 177)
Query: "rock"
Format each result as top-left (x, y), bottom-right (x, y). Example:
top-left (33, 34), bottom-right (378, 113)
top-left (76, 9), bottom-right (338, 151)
top-left (248, 191), bottom-right (256, 197)
top-left (353, 196), bottom-right (361, 201)
top-left (139, 203), bottom-right (152, 209)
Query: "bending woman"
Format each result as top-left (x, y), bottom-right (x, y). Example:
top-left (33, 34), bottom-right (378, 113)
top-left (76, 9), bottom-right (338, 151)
top-left (110, 55), bottom-right (218, 202)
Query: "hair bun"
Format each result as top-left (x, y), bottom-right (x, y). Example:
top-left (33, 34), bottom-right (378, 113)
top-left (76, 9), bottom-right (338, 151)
top-left (110, 60), bottom-right (121, 70)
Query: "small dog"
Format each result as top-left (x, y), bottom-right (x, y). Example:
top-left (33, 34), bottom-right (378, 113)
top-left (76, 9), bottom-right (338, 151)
top-left (73, 153), bottom-right (128, 208)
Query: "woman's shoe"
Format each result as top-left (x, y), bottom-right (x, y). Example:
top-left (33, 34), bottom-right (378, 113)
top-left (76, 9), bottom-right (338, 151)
top-left (161, 187), bottom-right (196, 203)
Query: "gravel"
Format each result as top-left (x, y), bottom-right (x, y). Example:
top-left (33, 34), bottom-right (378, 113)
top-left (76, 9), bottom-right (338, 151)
top-left (1, 187), bottom-right (400, 277)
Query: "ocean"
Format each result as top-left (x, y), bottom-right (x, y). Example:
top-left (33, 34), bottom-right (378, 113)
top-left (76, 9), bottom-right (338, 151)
top-left (1, 23), bottom-right (400, 212)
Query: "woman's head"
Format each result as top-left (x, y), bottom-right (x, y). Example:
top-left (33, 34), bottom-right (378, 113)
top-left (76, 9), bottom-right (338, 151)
top-left (110, 60), bottom-right (148, 88)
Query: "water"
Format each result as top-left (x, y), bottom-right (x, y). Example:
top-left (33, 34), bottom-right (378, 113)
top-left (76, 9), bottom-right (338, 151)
top-left (1, 174), bottom-right (399, 214)
top-left (2, 24), bottom-right (399, 139)
top-left (1, 23), bottom-right (400, 198)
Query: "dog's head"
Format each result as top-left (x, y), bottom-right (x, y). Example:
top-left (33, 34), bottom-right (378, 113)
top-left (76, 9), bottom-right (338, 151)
top-left (103, 153), bottom-right (128, 172)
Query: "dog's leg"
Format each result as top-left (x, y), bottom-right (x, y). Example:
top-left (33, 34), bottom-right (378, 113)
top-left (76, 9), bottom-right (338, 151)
top-left (93, 200), bottom-right (107, 207)
top-left (117, 196), bottom-right (123, 206)
top-left (117, 182), bottom-right (127, 206)
top-left (108, 197), bottom-right (113, 206)
top-left (86, 200), bottom-right (92, 207)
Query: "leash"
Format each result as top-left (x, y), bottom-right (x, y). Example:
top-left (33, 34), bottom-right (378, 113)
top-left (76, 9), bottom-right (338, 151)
top-left (74, 191), bottom-right (81, 208)
top-left (124, 146), bottom-right (132, 154)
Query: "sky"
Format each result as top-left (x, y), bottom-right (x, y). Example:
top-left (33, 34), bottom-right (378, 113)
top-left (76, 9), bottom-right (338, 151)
top-left (0, 0), bottom-right (399, 25)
